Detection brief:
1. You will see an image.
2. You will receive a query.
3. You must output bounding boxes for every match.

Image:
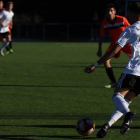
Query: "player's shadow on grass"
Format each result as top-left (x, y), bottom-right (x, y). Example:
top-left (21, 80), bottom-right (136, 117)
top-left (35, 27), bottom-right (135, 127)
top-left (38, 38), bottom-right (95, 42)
top-left (0, 125), bottom-right (140, 140)
top-left (0, 84), bottom-right (105, 88)
top-left (1, 124), bottom-right (140, 129)
top-left (26, 125), bottom-right (140, 129)
top-left (0, 135), bottom-right (36, 140)
top-left (54, 65), bottom-right (125, 68)
top-left (0, 135), bottom-right (97, 140)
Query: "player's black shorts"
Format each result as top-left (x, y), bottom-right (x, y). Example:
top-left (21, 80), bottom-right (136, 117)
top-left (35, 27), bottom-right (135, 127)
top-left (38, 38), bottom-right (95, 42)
top-left (0, 32), bottom-right (10, 38)
top-left (116, 73), bottom-right (140, 96)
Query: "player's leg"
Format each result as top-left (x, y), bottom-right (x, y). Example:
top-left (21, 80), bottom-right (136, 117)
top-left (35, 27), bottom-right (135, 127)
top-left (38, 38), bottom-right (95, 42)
top-left (97, 90), bottom-right (136, 138)
top-left (120, 91), bottom-right (137, 134)
top-left (119, 75), bottom-right (140, 134)
top-left (113, 74), bottom-right (138, 134)
top-left (5, 37), bottom-right (11, 54)
top-left (97, 74), bottom-right (137, 138)
top-left (0, 34), bottom-right (8, 56)
top-left (96, 108), bottom-right (123, 138)
top-left (5, 30), bottom-right (12, 54)
top-left (0, 33), bottom-right (11, 56)
top-left (106, 95), bottom-right (134, 127)
top-left (9, 32), bottom-right (13, 53)
top-left (96, 90), bottom-right (130, 138)
top-left (107, 95), bottom-right (132, 127)
top-left (104, 42), bottom-right (121, 88)
top-left (104, 58), bottom-right (117, 88)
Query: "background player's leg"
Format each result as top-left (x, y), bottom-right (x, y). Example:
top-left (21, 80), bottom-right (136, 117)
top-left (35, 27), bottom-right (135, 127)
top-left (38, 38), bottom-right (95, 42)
top-left (0, 40), bottom-right (10, 56)
top-left (6, 34), bottom-right (12, 54)
top-left (9, 40), bottom-right (13, 52)
top-left (104, 59), bottom-right (116, 88)
top-left (0, 34), bottom-right (11, 56)
top-left (9, 33), bottom-right (13, 53)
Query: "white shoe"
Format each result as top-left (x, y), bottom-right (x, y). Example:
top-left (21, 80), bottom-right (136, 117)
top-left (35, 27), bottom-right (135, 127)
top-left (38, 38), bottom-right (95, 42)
top-left (105, 82), bottom-right (116, 88)
top-left (0, 50), bottom-right (4, 56)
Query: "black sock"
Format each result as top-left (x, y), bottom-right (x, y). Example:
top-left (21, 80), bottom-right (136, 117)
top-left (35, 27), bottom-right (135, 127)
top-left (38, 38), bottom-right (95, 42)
top-left (5, 46), bottom-right (10, 51)
top-left (106, 67), bottom-right (116, 83)
top-left (9, 41), bottom-right (12, 49)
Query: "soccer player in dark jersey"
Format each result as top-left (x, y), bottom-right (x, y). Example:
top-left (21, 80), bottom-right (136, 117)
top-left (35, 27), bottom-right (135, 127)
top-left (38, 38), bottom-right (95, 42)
top-left (98, 3), bottom-right (131, 88)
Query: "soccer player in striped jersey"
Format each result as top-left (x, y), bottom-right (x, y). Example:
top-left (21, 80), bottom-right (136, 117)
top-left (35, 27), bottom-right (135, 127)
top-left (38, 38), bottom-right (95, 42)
top-left (85, 2), bottom-right (140, 138)
top-left (6, 14), bottom-right (13, 54)
top-left (98, 3), bottom-right (131, 88)
top-left (0, 1), bottom-right (14, 56)
top-left (0, 0), bottom-right (13, 55)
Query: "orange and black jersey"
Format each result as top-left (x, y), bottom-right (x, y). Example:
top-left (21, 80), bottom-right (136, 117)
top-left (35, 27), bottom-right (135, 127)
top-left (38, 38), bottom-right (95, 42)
top-left (0, 8), bottom-right (5, 12)
top-left (100, 15), bottom-right (130, 42)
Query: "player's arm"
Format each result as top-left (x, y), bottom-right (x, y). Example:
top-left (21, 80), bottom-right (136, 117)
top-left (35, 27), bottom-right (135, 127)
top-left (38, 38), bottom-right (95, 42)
top-left (85, 28), bottom-right (131, 74)
top-left (97, 35), bottom-right (104, 57)
top-left (85, 44), bottom-right (122, 73)
top-left (0, 11), bottom-right (4, 27)
top-left (10, 18), bottom-right (13, 29)
top-left (97, 21), bottom-right (105, 57)
top-left (0, 19), bottom-right (4, 27)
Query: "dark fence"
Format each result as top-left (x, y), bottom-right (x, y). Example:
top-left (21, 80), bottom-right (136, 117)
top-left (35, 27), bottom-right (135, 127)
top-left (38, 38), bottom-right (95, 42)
top-left (12, 23), bottom-right (111, 42)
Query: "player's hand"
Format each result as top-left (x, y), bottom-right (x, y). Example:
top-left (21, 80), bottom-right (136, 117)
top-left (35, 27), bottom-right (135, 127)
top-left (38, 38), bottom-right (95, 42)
top-left (97, 50), bottom-right (102, 57)
top-left (84, 65), bottom-right (96, 74)
top-left (1, 24), bottom-right (4, 27)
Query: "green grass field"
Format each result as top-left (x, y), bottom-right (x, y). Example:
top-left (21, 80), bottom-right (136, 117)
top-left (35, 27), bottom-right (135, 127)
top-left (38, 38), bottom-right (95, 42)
top-left (0, 42), bottom-right (139, 140)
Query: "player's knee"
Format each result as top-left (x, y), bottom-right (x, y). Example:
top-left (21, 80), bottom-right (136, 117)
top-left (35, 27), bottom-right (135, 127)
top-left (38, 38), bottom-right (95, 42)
top-left (4, 40), bottom-right (10, 46)
top-left (7, 39), bottom-right (11, 42)
top-left (104, 60), bottom-right (111, 68)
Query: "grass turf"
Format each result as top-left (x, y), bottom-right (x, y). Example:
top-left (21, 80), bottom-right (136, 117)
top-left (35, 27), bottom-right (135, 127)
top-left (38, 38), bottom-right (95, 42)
top-left (0, 42), bottom-right (139, 140)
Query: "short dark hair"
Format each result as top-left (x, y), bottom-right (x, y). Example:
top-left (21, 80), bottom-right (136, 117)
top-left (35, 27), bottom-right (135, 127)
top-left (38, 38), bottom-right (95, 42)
top-left (128, 2), bottom-right (140, 14)
top-left (7, 1), bottom-right (13, 5)
top-left (106, 3), bottom-right (116, 10)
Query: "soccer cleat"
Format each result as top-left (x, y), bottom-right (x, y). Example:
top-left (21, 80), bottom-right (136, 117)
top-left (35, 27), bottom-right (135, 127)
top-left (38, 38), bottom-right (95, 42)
top-left (105, 82), bottom-right (116, 88)
top-left (0, 50), bottom-right (4, 56)
top-left (10, 49), bottom-right (13, 53)
top-left (6, 51), bottom-right (10, 54)
top-left (120, 112), bottom-right (136, 135)
top-left (96, 123), bottom-right (109, 138)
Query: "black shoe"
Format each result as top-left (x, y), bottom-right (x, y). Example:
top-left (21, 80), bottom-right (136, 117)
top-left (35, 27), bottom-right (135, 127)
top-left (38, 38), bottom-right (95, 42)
top-left (120, 112), bottom-right (136, 135)
top-left (96, 123), bottom-right (109, 138)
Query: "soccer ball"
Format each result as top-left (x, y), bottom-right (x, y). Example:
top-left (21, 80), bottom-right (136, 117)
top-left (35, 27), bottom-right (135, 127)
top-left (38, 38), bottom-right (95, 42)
top-left (76, 117), bottom-right (95, 136)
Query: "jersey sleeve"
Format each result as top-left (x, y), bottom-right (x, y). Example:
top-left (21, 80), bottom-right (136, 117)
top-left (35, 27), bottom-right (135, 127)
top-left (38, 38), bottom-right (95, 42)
top-left (124, 17), bottom-right (130, 27)
top-left (100, 21), bottom-right (105, 36)
top-left (116, 28), bottom-right (131, 48)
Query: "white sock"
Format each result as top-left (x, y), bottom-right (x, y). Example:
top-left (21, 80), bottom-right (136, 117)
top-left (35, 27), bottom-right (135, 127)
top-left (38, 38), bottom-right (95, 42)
top-left (112, 92), bottom-right (130, 115)
top-left (107, 109), bottom-right (123, 127)
top-left (107, 95), bottom-right (131, 127)
top-left (0, 40), bottom-right (10, 51)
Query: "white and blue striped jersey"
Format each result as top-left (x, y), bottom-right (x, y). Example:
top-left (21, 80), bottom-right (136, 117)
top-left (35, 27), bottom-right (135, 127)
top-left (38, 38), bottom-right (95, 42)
top-left (0, 9), bottom-right (14, 33)
top-left (116, 21), bottom-right (140, 76)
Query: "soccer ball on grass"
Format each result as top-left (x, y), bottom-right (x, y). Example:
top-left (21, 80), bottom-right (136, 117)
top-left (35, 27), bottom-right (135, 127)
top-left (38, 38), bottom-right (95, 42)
top-left (76, 117), bottom-right (95, 136)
